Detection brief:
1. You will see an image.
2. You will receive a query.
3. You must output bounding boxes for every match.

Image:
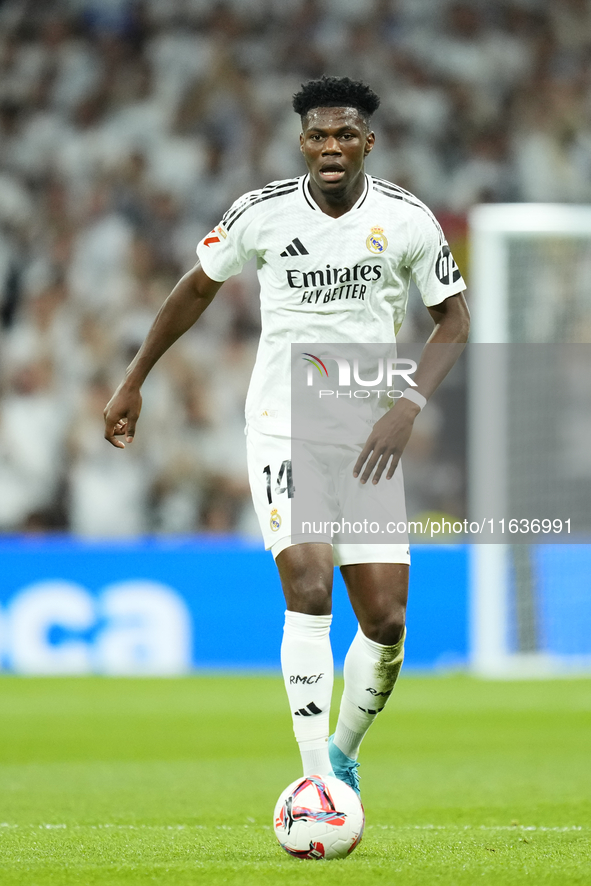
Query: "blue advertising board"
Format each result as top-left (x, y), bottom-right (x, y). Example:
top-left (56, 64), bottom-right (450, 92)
top-left (0, 538), bottom-right (469, 674)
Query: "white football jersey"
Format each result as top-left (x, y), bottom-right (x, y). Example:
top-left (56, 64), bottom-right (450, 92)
top-left (196, 173), bottom-right (466, 435)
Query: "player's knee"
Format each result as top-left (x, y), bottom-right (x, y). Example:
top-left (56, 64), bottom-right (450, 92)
top-left (362, 609), bottom-right (406, 646)
top-left (283, 578), bottom-right (332, 615)
top-left (277, 547), bottom-right (333, 614)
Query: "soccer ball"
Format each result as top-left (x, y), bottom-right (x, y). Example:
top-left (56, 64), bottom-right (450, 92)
top-left (273, 774), bottom-right (364, 860)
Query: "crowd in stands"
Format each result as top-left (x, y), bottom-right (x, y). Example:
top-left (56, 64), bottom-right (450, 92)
top-left (0, 0), bottom-right (589, 535)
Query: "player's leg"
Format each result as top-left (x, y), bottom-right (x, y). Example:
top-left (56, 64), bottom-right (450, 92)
top-left (245, 429), bottom-right (336, 777)
top-left (342, 561), bottom-right (407, 645)
top-left (330, 560), bottom-right (408, 790)
top-left (275, 542), bottom-right (335, 777)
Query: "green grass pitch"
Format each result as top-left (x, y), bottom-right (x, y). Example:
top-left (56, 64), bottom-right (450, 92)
top-left (0, 675), bottom-right (589, 885)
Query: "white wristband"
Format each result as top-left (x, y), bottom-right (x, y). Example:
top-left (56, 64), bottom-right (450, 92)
top-left (402, 388), bottom-right (427, 411)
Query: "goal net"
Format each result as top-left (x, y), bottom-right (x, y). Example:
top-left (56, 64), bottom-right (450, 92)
top-left (469, 204), bottom-right (591, 676)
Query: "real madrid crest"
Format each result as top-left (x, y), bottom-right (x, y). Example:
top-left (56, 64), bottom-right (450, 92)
top-left (366, 225), bottom-right (388, 254)
top-left (270, 508), bottom-right (282, 531)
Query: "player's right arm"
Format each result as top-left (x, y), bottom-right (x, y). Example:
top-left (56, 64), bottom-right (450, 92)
top-left (103, 262), bottom-right (223, 448)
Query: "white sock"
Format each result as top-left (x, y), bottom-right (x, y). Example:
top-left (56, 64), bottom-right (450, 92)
top-left (334, 626), bottom-right (405, 760)
top-left (281, 610), bottom-right (334, 776)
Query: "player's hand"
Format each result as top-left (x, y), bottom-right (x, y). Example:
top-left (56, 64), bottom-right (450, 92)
top-left (103, 383), bottom-right (143, 449)
top-left (353, 397), bottom-right (420, 484)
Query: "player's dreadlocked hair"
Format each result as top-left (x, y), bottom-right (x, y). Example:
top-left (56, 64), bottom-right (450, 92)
top-left (292, 76), bottom-right (380, 124)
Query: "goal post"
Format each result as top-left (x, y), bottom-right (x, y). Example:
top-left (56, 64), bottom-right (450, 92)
top-left (468, 204), bottom-right (591, 676)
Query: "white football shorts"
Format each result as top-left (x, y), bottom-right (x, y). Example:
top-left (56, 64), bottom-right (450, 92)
top-left (246, 426), bottom-right (410, 566)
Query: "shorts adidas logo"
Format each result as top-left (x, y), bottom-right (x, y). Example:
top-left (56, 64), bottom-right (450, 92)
top-left (294, 701), bottom-right (322, 716)
top-left (280, 238), bottom-right (309, 257)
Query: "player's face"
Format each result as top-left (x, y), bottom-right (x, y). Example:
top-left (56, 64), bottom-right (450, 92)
top-left (300, 107), bottom-right (375, 201)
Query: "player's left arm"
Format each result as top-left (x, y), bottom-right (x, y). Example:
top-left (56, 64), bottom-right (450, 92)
top-left (353, 291), bottom-right (470, 484)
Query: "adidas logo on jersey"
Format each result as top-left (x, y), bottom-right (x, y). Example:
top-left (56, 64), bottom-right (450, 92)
top-left (294, 701), bottom-right (323, 717)
top-left (280, 238), bottom-right (309, 257)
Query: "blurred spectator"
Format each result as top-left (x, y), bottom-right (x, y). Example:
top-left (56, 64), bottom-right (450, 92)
top-left (0, 357), bottom-right (69, 528)
top-left (0, 0), bottom-right (589, 536)
top-left (67, 372), bottom-right (152, 536)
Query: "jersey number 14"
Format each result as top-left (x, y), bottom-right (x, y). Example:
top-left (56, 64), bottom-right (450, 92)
top-left (263, 461), bottom-right (295, 504)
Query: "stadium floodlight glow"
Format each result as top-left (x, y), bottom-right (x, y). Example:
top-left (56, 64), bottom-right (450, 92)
top-left (469, 203), bottom-right (591, 678)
